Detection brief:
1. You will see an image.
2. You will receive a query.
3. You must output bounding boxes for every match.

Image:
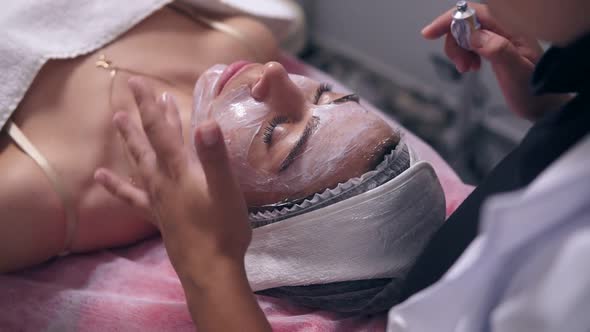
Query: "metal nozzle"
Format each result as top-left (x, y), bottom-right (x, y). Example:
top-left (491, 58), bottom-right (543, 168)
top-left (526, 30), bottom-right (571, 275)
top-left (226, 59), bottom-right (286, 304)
top-left (456, 1), bottom-right (468, 12)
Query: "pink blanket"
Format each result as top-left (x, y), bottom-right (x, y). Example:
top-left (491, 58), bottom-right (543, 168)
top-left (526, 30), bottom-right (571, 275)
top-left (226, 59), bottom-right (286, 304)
top-left (0, 57), bottom-right (472, 331)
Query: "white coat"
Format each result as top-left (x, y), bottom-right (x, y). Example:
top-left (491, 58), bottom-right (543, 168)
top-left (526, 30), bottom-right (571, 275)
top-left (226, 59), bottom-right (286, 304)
top-left (387, 133), bottom-right (590, 332)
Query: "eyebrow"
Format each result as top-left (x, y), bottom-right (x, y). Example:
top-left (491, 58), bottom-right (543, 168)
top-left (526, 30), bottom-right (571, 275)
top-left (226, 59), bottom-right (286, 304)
top-left (279, 116), bottom-right (319, 172)
top-left (331, 93), bottom-right (360, 104)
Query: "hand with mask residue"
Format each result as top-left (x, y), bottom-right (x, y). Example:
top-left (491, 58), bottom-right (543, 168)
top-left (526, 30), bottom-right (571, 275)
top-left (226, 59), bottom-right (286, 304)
top-left (94, 77), bottom-right (271, 332)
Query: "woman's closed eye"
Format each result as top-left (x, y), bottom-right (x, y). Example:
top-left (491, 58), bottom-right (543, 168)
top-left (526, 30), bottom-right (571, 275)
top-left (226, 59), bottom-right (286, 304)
top-left (262, 115), bottom-right (289, 145)
top-left (332, 93), bottom-right (360, 104)
top-left (262, 83), bottom-right (361, 145)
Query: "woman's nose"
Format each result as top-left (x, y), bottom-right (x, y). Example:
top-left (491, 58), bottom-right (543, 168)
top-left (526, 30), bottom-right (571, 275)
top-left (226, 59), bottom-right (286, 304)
top-left (251, 62), bottom-right (305, 119)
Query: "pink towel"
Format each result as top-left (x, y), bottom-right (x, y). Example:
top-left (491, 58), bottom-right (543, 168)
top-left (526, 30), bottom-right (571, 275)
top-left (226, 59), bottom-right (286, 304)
top-left (2, 239), bottom-right (388, 331)
top-left (0, 57), bottom-right (472, 331)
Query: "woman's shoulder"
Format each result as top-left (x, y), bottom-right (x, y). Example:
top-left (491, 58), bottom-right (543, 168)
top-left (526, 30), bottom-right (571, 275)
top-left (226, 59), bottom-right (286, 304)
top-left (220, 15), bottom-right (281, 60)
top-left (0, 136), bottom-right (61, 210)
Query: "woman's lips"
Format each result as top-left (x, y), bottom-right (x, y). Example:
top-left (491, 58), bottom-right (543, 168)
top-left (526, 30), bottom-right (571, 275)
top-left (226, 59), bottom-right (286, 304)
top-left (216, 60), bottom-right (253, 96)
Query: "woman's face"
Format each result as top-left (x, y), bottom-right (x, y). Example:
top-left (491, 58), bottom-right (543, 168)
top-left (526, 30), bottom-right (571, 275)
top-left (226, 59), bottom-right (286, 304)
top-left (193, 61), bottom-right (398, 206)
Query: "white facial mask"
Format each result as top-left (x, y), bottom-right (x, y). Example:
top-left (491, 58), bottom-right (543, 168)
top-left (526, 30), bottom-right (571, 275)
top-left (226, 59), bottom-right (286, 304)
top-left (192, 65), bottom-right (390, 200)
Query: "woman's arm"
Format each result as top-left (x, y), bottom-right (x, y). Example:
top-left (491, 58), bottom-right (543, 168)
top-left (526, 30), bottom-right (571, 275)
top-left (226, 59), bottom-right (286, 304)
top-left (0, 142), bottom-right (65, 272)
top-left (95, 78), bottom-right (271, 331)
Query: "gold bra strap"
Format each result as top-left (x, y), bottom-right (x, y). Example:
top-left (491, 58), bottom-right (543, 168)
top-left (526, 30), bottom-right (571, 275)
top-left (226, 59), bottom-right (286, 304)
top-left (5, 121), bottom-right (77, 256)
top-left (168, 2), bottom-right (264, 61)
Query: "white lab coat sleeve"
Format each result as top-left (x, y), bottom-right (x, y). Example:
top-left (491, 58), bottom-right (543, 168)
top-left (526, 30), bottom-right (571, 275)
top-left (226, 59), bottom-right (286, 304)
top-left (490, 226), bottom-right (590, 332)
top-left (386, 135), bottom-right (590, 332)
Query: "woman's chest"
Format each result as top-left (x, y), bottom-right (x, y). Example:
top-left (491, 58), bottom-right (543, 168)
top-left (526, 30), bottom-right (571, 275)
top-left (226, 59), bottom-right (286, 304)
top-left (6, 7), bottom-right (272, 221)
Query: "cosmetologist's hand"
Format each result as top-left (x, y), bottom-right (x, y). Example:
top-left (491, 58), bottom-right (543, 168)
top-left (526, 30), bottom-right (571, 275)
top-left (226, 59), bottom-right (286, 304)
top-left (94, 77), bottom-right (271, 331)
top-left (94, 77), bottom-right (252, 283)
top-left (423, 2), bottom-right (570, 121)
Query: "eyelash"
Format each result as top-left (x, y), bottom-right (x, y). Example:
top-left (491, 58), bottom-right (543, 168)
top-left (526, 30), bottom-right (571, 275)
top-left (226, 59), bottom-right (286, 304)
top-left (314, 83), bottom-right (332, 104)
top-left (263, 115), bottom-right (289, 144)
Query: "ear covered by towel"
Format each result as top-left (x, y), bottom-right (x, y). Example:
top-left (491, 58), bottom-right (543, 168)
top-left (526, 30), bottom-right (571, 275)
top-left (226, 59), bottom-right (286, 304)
top-left (245, 141), bottom-right (447, 314)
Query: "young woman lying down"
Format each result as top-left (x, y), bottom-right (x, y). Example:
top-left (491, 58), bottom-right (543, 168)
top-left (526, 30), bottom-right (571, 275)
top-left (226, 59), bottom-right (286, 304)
top-left (0, 1), bottom-right (444, 314)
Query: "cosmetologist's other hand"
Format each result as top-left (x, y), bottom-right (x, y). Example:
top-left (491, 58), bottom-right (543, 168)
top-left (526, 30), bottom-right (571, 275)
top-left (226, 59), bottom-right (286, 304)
top-left (422, 2), bottom-right (570, 121)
